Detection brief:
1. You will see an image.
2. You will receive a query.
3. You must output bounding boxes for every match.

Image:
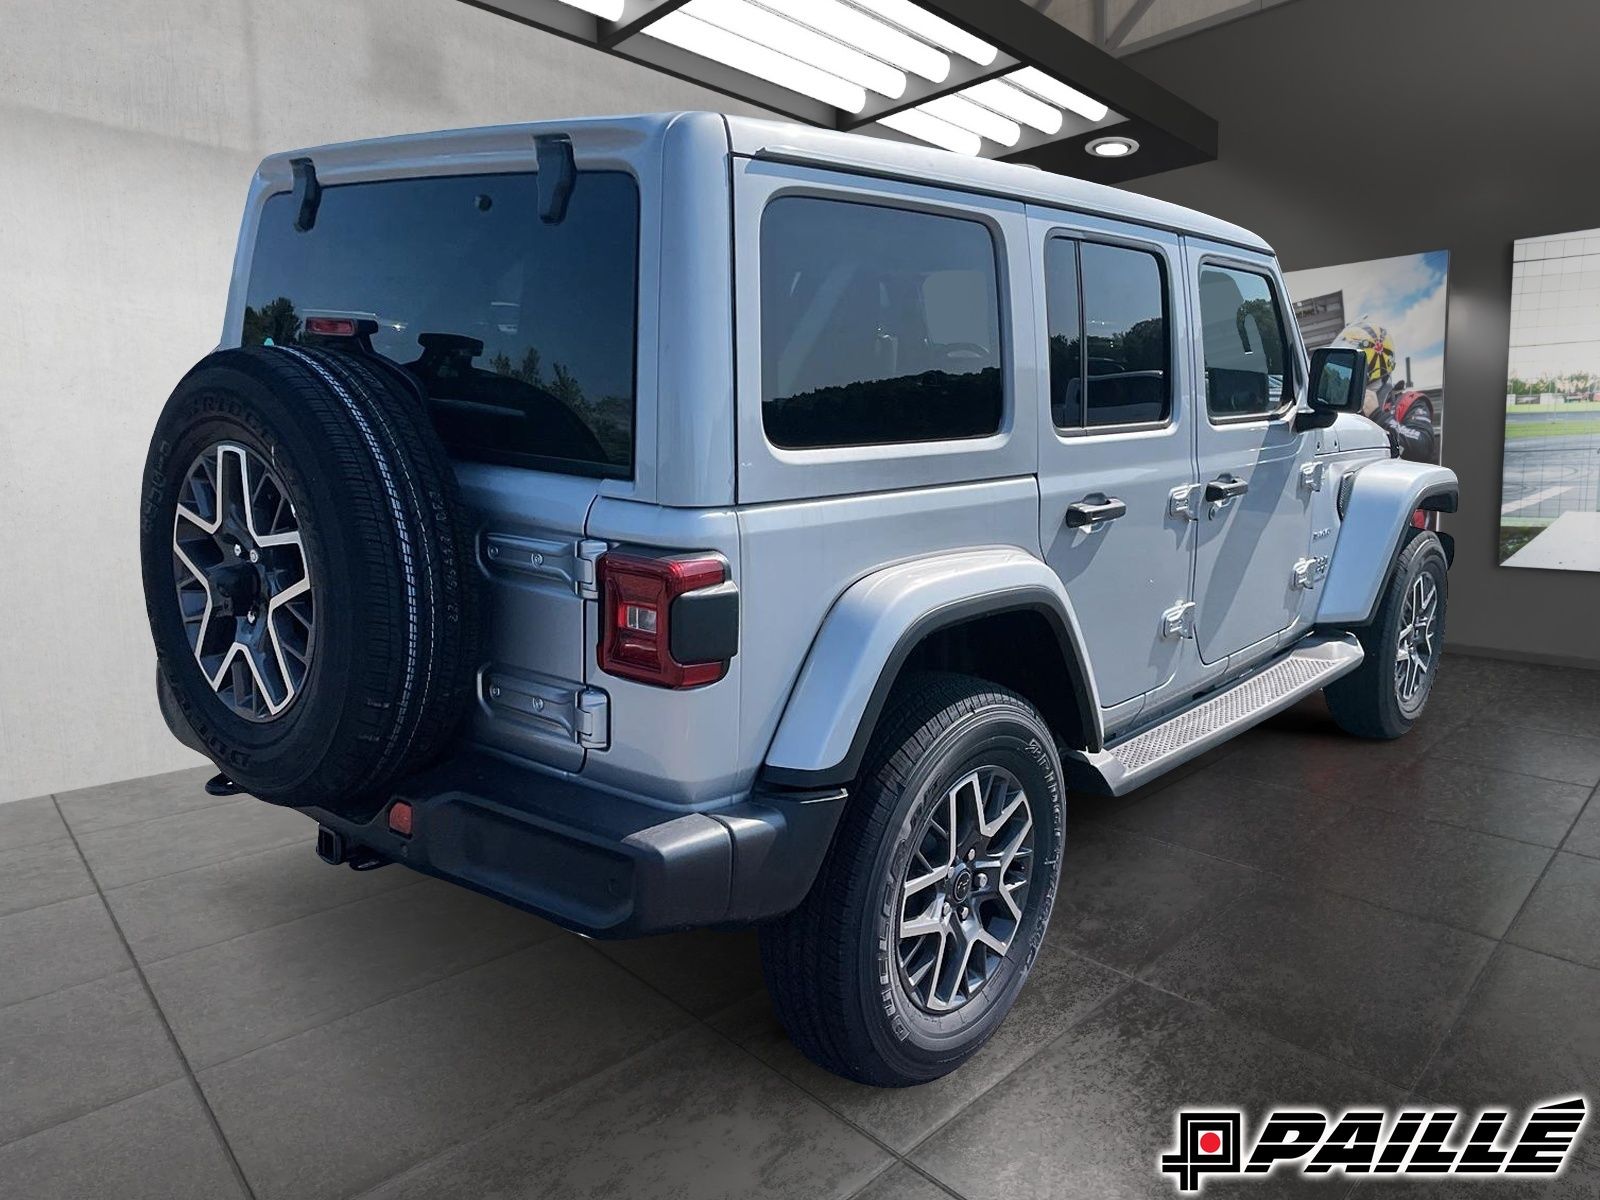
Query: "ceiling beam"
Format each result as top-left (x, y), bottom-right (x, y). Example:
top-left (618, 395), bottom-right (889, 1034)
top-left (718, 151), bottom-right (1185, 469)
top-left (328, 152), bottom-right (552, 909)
top-left (915, 0), bottom-right (1217, 162)
top-left (599, 0), bottom-right (692, 49)
top-left (840, 55), bottom-right (1019, 131)
top-left (1105, 0), bottom-right (1158, 50)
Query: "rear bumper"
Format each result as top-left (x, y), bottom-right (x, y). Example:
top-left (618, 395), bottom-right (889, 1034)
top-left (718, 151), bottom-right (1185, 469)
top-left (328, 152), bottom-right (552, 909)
top-left (295, 751), bottom-right (847, 938)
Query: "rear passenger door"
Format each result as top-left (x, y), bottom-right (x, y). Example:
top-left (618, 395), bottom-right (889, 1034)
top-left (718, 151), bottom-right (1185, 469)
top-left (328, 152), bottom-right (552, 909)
top-left (1187, 247), bottom-right (1315, 670)
top-left (1030, 210), bottom-right (1198, 724)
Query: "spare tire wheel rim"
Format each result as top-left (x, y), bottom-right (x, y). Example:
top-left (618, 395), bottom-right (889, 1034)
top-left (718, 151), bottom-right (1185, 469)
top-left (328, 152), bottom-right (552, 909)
top-left (171, 442), bottom-right (315, 721)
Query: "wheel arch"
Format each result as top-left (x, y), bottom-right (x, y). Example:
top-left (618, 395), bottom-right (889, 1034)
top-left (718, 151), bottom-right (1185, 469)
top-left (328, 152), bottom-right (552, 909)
top-left (1318, 459), bottom-right (1458, 627)
top-left (761, 549), bottom-right (1101, 789)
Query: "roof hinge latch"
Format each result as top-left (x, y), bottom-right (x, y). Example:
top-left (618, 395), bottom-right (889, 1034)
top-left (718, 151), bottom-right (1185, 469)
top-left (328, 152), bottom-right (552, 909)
top-left (290, 156), bottom-right (322, 233)
top-left (535, 134), bottom-right (576, 225)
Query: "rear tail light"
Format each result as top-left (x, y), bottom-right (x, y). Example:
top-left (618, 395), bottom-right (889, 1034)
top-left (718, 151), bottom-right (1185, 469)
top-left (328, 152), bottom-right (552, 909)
top-left (597, 553), bottom-right (736, 688)
top-left (387, 801), bottom-right (413, 837)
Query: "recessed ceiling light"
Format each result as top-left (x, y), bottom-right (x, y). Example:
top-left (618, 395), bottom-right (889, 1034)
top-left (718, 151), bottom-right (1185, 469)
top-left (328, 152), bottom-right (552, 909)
top-left (1086, 135), bottom-right (1139, 158)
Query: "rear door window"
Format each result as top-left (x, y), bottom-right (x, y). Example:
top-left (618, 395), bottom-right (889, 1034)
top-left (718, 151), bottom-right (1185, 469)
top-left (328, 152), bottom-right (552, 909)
top-left (759, 197), bottom-right (1003, 450)
top-left (242, 171), bottom-right (639, 477)
top-left (1046, 238), bottom-right (1172, 430)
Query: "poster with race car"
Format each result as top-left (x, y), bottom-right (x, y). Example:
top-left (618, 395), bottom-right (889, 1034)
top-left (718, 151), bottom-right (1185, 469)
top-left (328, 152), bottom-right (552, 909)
top-left (1498, 227), bottom-right (1600, 572)
top-left (1283, 250), bottom-right (1450, 470)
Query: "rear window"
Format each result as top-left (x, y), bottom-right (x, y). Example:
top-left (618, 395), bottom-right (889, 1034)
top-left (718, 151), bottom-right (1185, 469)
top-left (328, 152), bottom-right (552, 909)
top-left (241, 171), bottom-right (639, 478)
top-left (759, 197), bottom-right (1004, 450)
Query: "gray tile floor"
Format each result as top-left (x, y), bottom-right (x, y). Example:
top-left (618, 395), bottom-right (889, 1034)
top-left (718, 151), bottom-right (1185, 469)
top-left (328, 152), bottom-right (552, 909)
top-left (3, 653), bottom-right (1599, 1199)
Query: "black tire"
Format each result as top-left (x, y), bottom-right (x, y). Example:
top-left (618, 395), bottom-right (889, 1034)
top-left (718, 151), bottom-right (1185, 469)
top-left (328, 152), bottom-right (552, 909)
top-left (140, 346), bottom-right (481, 817)
top-left (758, 672), bottom-right (1065, 1086)
top-left (1324, 529), bottom-right (1448, 739)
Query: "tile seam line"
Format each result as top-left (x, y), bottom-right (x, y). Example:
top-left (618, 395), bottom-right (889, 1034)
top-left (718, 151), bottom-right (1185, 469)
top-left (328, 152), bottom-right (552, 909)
top-left (49, 794), bottom-right (260, 1200)
top-left (1406, 792), bottom-right (1595, 1091)
top-left (126, 872), bottom-right (430, 968)
top-left (342, 941), bottom-right (736, 1200)
top-left (79, 830), bottom-right (314, 892)
top-left (181, 933), bottom-right (558, 1073)
top-left (1087, 818), bottom-right (1540, 945)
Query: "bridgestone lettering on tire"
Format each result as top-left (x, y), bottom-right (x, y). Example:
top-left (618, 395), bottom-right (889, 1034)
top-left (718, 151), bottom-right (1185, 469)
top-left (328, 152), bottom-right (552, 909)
top-left (140, 347), bottom-right (481, 817)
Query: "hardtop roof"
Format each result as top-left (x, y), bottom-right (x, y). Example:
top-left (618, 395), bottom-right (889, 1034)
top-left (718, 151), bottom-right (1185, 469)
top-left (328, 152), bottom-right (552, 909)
top-left (258, 111), bottom-right (1269, 254)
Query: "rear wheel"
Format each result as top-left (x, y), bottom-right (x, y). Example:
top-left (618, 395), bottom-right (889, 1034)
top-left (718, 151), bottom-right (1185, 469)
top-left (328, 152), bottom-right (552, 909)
top-left (758, 673), bottom-right (1065, 1086)
top-left (140, 346), bottom-right (481, 816)
top-left (1325, 530), bottom-right (1448, 739)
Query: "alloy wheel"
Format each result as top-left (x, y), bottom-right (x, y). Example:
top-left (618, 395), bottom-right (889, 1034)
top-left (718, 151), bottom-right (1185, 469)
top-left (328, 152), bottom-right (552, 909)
top-left (171, 442), bottom-right (315, 721)
top-left (1394, 570), bottom-right (1439, 713)
top-left (897, 765), bottom-right (1035, 1014)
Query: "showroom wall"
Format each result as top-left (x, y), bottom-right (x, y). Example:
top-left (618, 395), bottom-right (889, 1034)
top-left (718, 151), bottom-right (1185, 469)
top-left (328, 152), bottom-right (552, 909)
top-left (1124, 0), bottom-right (1600, 670)
top-left (0, 0), bottom-right (768, 803)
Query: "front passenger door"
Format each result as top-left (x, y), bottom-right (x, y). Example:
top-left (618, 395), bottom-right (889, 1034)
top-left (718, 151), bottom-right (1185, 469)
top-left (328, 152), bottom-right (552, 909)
top-left (1189, 249), bottom-right (1315, 668)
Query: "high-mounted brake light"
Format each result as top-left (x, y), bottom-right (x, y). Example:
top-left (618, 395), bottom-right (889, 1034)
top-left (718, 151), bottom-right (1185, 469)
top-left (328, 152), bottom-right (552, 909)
top-left (304, 316), bottom-right (358, 337)
top-left (597, 553), bottom-right (736, 688)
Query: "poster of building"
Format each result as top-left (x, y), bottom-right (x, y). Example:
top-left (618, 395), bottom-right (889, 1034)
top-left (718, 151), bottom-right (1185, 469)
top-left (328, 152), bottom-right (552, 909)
top-left (1283, 251), bottom-right (1450, 471)
top-left (1499, 228), bottom-right (1600, 572)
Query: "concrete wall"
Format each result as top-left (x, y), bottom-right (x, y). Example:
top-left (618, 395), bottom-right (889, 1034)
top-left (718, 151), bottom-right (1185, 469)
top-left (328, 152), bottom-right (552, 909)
top-left (1124, 0), bottom-right (1600, 670)
top-left (0, 0), bottom-right (768, 803)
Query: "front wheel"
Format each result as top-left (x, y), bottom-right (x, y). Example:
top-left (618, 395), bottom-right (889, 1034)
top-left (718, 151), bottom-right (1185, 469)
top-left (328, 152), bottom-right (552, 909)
top-left (1325, 530), bottom-right (1449, 739)
top-left (758, 673), bottom-right (1065, 1086)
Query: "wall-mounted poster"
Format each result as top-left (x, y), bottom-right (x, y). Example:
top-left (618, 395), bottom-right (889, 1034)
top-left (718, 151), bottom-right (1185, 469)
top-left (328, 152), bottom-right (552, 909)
top-left (1499, 228), bottom-right (1600, 572)
top-left (1283, 251), bottom-right (1451, 471)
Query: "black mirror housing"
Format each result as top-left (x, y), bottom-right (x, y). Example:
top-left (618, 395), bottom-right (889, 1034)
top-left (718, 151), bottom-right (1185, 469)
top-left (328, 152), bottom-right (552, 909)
top-left (1308, 346), bottom-right (1368, 412)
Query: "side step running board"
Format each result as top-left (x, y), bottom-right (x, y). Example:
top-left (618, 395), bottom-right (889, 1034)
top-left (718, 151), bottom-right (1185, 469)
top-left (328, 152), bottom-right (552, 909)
top-left (1063, 634), bottom-right (1364, 796)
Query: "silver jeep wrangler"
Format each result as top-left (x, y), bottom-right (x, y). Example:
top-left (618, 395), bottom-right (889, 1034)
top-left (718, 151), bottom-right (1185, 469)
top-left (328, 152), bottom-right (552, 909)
top-left (140, 112), bottom-right (1458, 1086)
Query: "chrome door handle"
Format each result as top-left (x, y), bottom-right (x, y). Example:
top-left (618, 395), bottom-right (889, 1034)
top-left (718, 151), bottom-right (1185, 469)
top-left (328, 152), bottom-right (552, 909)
top-left (1065, 496), bottom-right (1128, 529)
top-left (1204, 477), bottom-right (1249, 502)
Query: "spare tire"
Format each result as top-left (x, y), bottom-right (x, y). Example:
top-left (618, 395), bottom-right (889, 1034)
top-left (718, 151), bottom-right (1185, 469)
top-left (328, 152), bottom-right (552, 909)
top-left (140, 345), bottom-right (481, 816)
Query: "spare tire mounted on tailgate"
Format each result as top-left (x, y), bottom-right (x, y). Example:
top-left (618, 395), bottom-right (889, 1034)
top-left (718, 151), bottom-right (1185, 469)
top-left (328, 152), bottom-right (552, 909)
top-left (139, 346), bottom-right (481, 818)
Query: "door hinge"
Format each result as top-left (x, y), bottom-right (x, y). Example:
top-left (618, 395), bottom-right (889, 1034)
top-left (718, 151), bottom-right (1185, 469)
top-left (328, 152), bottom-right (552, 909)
top-left (575, 539), bottom-right (608, 599)
top-left (483, 533), bottom-right (609, 599)
top-left (575, 688), bottom-right (610, 749)
top-left (1168, 484), bottom-right (1201, 522)
top-left (1300, 462), bottom-right (1327, 493)
top-left (1292, 556), bottom-right (1330, 591)
top-left (1161, 601), bottom-right (1196, 640)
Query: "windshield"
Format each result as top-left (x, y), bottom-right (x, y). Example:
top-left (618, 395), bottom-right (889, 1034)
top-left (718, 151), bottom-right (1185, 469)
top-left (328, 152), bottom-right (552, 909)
top-left (241, 170), bottom-right (640, 478)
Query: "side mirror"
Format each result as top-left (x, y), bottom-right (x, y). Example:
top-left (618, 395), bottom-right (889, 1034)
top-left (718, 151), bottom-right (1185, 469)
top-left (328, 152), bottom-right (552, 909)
top-left (1296, 346), bottom-right (1367, 431)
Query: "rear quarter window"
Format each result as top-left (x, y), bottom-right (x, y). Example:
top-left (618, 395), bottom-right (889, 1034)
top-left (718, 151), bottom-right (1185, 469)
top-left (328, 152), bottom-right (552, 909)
top-left (241, 171), bottom-right (639, 478)
top-left (759, 197), bottom-right (1004, 450)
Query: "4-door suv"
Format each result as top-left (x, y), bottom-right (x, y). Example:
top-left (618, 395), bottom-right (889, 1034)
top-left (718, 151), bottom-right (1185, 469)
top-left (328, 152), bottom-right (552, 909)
top-left (140, 112), bottom-right (1458, 1086)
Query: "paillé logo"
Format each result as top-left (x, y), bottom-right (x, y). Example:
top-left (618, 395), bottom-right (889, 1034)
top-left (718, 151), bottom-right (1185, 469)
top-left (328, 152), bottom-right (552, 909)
top-left (1161, 1097), bottom-right (1587, 1192)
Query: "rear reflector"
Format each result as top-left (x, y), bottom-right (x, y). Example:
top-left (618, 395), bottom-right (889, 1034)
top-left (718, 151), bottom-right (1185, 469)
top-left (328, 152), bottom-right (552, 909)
top-left (597, 553), bottom-right (732, 688)
top-left (387, 801), bottom-right (413, 837)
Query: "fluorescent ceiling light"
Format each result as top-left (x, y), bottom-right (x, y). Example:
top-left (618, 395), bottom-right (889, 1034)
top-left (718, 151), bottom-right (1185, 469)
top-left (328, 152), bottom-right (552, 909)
top-left (1009, 67), bottom-right (1109, 123)
top-left (879, 109), bottom-right (982, 156)
top-left (756, 0), bottom-right (951, 82)
top-left (962, 78), bottom-right (1064, 135)
top-left (549, 0), bottom-right (624, 18)
top-left (848, 0), bottom-right (998, 65)
top-left (645, 11), bottom-right (868, 113)
top-left (921, 95), bottom-right (1021, 147)
top-left (684, 0), bottom-right (906, 97)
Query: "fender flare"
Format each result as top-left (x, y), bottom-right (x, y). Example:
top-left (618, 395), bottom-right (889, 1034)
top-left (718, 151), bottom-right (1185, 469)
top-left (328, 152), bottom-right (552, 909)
top-left (1317, 459), bottom-right (1459, 627)
top-left (761, 548), bottom-right (1101, 789)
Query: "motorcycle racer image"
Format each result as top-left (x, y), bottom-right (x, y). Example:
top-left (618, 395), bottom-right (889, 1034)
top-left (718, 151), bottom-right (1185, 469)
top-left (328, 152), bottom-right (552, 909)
top-left (1335, 319), bottom-right (1440, 464)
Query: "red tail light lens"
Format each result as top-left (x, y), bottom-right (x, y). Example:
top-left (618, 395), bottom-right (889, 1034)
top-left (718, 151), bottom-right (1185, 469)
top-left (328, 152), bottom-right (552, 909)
top-left (597, 553), bottom-right (729, 688)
